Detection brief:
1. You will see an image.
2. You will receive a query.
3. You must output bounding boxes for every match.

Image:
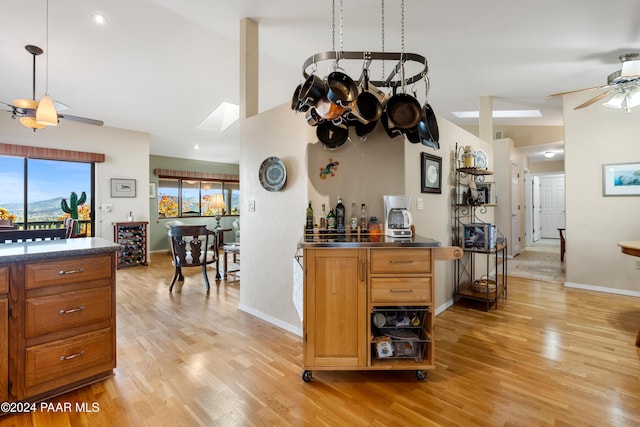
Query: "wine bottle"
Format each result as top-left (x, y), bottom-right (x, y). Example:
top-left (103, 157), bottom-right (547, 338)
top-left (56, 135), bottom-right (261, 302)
top-left (319, 204), bottom-right (327, 231)
top-left (306, 201), bottom-right (313, 232)
top-left (359, 204), bottom-right (368, 230)
top-left (327, 209), bottom-right (336, 230)
top-left (336, 196), bottom-right (345, 232)
top-left (350, 202), bottom-right (358, 231)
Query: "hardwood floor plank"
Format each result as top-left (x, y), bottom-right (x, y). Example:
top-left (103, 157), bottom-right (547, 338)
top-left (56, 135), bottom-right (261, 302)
top-left (2, 254), bottom-right (639, 426)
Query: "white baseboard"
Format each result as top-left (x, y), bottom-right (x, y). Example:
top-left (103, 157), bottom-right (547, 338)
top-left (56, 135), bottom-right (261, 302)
top-left (435, 298), bottom-right (455, 316)
top-left (564, 281), bottom-right (640, 298)
top-left (238, 304), bottom-right (303, 337)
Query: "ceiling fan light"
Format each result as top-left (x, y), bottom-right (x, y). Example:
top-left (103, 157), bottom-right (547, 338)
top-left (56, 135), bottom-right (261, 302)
top-left (19, 116), bottom-right (47, 130)
top-left (621, 59), bottom-right (640, 78)
top-left (603, 92), bottom-right (626, 109)
top-left (12, 99), bottom-right (39, 110)
top-left (36, 94), bottom-right (58, 126)
top-left (626, 86), bottom-right (640, 109)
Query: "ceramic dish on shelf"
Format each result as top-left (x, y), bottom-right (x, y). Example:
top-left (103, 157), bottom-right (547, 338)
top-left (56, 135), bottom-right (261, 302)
top-left (259, 156), bottom-right (287, 191)
top-left (475, 149), bottom-right (488, 169)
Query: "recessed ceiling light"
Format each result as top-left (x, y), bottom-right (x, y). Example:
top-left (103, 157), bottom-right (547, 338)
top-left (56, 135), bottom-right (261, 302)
top-left (92, 14), bottom-right (106, 25)
top-left (452, 110), bottom-right (542, 118)
top-left (194, 144), bottom-right (199, 149)
top-left (544, 151), bottom-right (555, 158)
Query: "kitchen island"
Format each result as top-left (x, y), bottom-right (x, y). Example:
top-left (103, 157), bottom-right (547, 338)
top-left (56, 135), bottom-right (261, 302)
top-left (298, 233), bottom-right (461, 381)
top-left (0, 237), bottom-right (121, 404)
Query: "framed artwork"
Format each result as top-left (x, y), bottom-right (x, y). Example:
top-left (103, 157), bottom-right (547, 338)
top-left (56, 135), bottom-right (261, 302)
top-left (603, 162), bottom-right (640, 196)
top-left (149, 182), bottom-right (157, 199)
top-left (111, 178), bottom-right (136, 198)
top-left (421, 152), bottom-right (442, 194)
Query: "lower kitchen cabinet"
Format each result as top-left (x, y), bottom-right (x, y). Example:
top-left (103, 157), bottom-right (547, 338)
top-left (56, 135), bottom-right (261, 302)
top-left (301, 242), bottom-right (448, 382)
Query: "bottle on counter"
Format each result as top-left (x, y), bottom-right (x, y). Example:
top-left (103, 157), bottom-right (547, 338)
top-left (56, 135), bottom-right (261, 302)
top-left (127, 211), bottom-right (134, 222)
top-left (326, 208), bottom-right (336, 230)
top-left (319, 204), bottom-right (327, 231)
top-left (359, 204), bottom-right (368, 230)
top-left (350, 202), bottom-right (358, 231)
top-left (305, 201), bottom-right (314, 233)
top-left (369, 216), bottom-right (381, 241)
top-left (336, 196), bottom-right (345, 232)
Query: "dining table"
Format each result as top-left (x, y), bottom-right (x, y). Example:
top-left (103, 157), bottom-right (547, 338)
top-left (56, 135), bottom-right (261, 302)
top-left (617, 240), bottom-right (640, 346)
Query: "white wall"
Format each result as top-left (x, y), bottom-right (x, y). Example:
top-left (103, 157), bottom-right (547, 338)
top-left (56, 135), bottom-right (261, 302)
top-left (0, 114), bottom-right (150, 241)
top-left (564, 92), bottom-right (640, 295)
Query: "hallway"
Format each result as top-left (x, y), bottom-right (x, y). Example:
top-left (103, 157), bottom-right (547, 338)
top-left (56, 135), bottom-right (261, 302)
top-left (503, 238), bottom-right (566, 283)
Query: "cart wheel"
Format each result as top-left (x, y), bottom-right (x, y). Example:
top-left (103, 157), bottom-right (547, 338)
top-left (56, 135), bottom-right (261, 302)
top-left (416, 370), bottom-right (427, 381)
top-left (302, 370), bottom-right (313, 382)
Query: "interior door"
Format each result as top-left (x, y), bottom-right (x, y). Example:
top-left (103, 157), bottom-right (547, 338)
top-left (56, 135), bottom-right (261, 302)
top-left (532, 176), bottom-right (541, 242)
top-left (540, 175), bottom-right (565, 238)
top-left (511, 163), bottom-right (521, 256)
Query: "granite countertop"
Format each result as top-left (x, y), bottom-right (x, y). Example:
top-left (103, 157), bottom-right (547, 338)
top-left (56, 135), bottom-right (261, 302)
top-left (0, 237), bottom-right (122, 263)
top-left (298, 234), bottom-right (441, 249)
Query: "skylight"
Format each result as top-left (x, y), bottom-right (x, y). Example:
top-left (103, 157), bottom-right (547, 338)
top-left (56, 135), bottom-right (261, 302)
top-left (197, 102), bottom-right (240, 132)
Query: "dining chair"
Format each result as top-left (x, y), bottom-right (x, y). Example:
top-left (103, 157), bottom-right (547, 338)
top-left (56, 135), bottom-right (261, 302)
top-left (167, 225), bottom-right (218, 292)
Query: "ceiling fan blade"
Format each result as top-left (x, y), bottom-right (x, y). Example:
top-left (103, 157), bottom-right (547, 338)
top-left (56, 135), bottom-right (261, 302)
top-left (548, 85), bottom-right (609, 98)
top-left (573, 90), bottom-right (615, 110)
top-left (58, 113), bottom-right (104, 126)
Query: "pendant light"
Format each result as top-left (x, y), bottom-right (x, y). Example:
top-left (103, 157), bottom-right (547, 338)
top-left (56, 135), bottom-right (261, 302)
top-left (36, 0), bottom-right (58, 126)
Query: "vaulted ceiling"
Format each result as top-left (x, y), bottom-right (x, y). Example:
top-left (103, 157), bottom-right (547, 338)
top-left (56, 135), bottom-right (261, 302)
top-left (1, 0), bottom-right (638, 163)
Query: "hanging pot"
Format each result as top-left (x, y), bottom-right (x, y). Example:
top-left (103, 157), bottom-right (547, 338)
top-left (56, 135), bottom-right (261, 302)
top-left (300, 74), bottom-right (327, 107)
top-left (404, 126), bottom-right (421, 144)
top-left (305, 108), bottom-right (323, 127)
top-left (351, 69), bottom-right (383, 123)
top-left (326, 71), bottom-right (359, 107)
top-left (380, 111), bottom-right (402, 139)
top-left (317, 121), bottom-right (349, 150)
top-left (291, 84), bottom-right (310, 112)
top-left (355, 119), bottom-right (378, 138)
top-left (315, 96), bottom-right (347, 121)
top-left (417, 103), bottom-right (439, 145)
top-left (385, 92), bottom-right (422, 129)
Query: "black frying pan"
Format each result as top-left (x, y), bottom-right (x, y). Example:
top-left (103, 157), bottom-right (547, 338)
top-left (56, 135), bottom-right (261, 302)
top-left (417, 103), bottom-right (440, 147)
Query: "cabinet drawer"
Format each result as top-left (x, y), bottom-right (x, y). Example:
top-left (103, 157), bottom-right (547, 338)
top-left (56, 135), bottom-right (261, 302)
top-left (0, 266), bottom-right (7, 293)
top-left (25, 286), bottom-right (112, 338)
top-left (370, 278), bottom-right (432, 303)
top-left (25, 327), bottom-right (114, 388)
top-left (25, 255), bottom-right (112, 290)
top-left (370, 249), bottom-right (431, 274)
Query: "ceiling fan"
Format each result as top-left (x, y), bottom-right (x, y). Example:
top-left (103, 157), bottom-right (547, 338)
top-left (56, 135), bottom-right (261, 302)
top-left (1, 44), bottom-right (103, 131)
top-left (549, 52), bottom-right (640, 112)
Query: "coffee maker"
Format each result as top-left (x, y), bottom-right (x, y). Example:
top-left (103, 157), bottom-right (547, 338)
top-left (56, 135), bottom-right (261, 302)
top-left (383, 195), bottom-right (413, 238)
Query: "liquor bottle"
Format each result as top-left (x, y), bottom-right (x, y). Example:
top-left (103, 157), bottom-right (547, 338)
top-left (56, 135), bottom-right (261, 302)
top-left (305, 201), bottom-right (313, 232)
top-left (319, 204), bottom-right (327, 231)
top-left (336, 197), bottom-right (345, 232)
top-left (326, 209), bottom-right (336, 230)
top-left (350, 202), bottom-right (358, 231)
top-left (359, 204), bottom-right (368, 230)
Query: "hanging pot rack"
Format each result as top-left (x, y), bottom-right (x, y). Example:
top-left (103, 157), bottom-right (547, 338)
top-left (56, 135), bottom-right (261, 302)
top-left (302, 50), bottom-right (428, 89)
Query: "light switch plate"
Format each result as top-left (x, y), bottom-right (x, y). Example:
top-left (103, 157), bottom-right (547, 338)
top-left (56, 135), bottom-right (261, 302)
top-left (416, 198), bottom-right (424, 211)
top-left (248, 200), bottom-right (256, 212)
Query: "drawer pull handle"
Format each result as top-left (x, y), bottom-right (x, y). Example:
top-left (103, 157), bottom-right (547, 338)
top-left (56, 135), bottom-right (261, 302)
top-left (390, 260), bottom-right (414, 264)
top-left (59, 350), bottom-right (85, 361)
top-left (390, 289), bottom-right (413, 293)
top-left (59, 306), bottom-right (85, 315)
top-left (58, 268), bottom-right (85, 275)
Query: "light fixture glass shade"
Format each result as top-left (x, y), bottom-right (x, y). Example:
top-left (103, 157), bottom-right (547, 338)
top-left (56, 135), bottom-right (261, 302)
top-left (36, 94), bottom-right (58, 126)
top-left (626, 86), bottom-right (640, 109)
top-left (12, 99), bottom-right (39, 110)
top-left (19, 116), bottom-right (47, 129)
top-left (621, 60), bottom-right (640, 78)
top-left (603, 92), bottom-right (626, 109)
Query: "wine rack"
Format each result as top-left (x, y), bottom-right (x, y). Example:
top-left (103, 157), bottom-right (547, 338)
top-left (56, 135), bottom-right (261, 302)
top-left (113, 221), bottom-right (148, 269)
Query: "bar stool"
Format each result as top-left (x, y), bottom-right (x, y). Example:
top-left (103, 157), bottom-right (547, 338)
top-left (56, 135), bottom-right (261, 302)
top-left (223, 243), bottom-right (240, 279)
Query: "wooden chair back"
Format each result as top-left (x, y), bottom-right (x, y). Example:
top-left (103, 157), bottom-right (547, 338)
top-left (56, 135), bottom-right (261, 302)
top-left (0, 228), bottom-right (67, 243)
top-left (167, 225), bottom-right (218, 291)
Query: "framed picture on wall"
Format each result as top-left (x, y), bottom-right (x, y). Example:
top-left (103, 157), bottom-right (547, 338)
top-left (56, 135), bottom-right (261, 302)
top-left (421, 152), bottom-right (442, 194)
top-left (111, 178), bottom-right (136, 198)
top-left (603, 162), bottom-right (640, 196)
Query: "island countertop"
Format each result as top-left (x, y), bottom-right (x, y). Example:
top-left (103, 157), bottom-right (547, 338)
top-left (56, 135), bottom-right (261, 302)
top-left (298, 233), bottom-right (441, 249)
top-left (0, 237), bottom-right (122, 263)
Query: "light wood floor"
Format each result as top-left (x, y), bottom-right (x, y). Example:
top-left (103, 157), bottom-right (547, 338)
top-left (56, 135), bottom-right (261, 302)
top-left (3, 253), bottom-right (639, 426)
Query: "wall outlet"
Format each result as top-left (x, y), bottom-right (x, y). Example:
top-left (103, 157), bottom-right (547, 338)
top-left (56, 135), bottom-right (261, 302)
top-left (248, 200), bottom-right (256, 212)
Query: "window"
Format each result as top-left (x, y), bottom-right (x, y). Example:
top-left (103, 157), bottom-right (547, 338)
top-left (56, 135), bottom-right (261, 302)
top-left (0, 156), bottom-right (94, 234)
top-left (157, 178), bottom-right (239, 218)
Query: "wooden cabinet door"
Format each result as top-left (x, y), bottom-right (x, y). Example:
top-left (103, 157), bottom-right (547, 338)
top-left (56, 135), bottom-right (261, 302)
top-left (0, 297), bottom-right (7, 403)
top-left (304, 249), bottom-right (367, 368)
